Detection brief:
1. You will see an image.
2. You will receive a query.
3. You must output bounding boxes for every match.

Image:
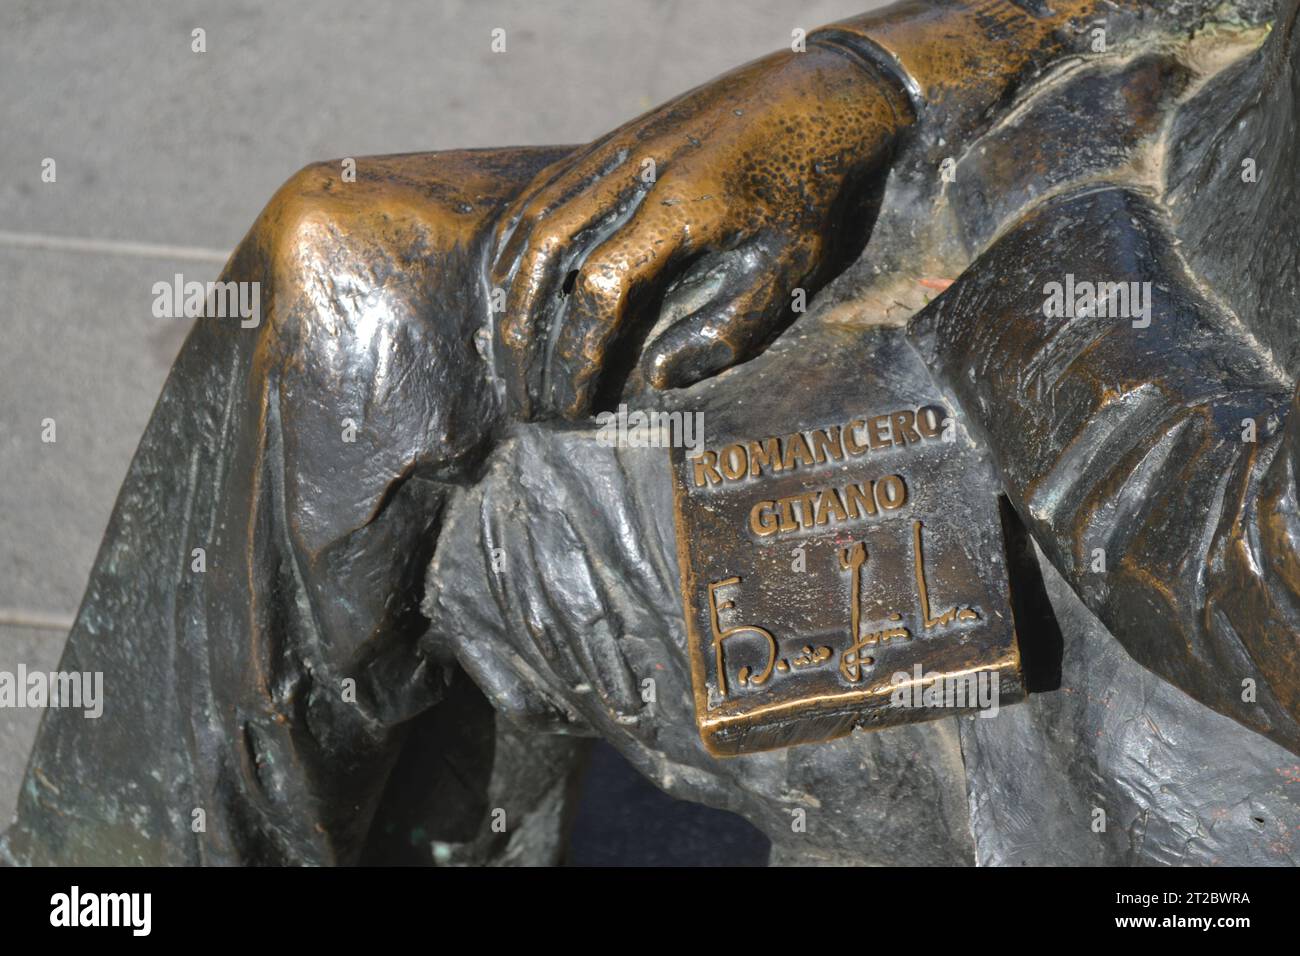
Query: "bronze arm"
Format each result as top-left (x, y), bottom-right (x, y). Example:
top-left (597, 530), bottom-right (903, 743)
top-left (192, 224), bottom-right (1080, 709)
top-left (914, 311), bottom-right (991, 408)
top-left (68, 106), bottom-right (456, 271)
top-left (912, 183), bottom-right (1300, 755)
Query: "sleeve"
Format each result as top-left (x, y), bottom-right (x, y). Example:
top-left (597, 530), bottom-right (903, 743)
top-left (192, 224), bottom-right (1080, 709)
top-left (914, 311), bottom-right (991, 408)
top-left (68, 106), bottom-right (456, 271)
top-left (909, 183), bottom-right (1300, 755)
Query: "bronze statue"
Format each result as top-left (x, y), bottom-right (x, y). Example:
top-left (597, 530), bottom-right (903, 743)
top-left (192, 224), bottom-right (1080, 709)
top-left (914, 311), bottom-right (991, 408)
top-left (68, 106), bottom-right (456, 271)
top-left (4, 0), bottom-right (1300, 865)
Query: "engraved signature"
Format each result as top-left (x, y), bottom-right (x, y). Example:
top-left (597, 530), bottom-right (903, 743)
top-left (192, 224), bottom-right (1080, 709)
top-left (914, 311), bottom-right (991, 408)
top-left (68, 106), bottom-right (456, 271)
top-left (709, 520), bottom-right (982, 698)
top-left (707, 577), bottom-right (778, 697)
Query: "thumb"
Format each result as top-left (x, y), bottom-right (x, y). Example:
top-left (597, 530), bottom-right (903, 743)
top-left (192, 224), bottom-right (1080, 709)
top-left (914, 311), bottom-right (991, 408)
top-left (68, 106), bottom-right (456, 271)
top-left (642, 233), bottom-right (817, 390)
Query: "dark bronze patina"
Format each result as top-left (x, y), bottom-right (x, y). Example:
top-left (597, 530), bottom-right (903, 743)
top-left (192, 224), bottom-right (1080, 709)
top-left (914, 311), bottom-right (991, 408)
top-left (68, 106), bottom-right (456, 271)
top-left (5, 0), bottom-right (1300, 866)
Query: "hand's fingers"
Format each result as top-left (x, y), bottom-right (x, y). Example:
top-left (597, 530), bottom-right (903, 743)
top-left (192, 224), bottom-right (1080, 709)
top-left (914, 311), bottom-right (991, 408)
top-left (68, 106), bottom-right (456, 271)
top-left (642, 232), bottom-right (819, 390)
top-left (483, 463), bottom-right (642, 718)
top-left (491, 202), bottom-right (603, 416)
top-left (544, 196), bottom-right (729, 416)
top-left (490, 141), bottom-right (645, 289)
top-left (533, 516), bottom-right (642, 718)
top-left (483, 499), bottom-right (590, 690)
top-left (488, 80), bottom-right (728, 273)
top-left (492, 166), bottom-right (657, 416)
top-left (489, 150), bottom-right (583, 269)
top-left (494, 205), bottom-right (579, 353)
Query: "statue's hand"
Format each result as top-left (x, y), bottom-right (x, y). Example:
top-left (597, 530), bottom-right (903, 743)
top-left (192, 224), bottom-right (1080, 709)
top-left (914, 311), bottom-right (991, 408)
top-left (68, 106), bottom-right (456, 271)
top-left (490, 44), bottom-right (912, 418)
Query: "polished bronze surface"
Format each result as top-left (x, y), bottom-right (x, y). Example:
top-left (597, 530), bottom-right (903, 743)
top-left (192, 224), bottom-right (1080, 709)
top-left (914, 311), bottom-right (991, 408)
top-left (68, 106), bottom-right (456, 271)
top-left (489, 41), bottom-right (912, 419)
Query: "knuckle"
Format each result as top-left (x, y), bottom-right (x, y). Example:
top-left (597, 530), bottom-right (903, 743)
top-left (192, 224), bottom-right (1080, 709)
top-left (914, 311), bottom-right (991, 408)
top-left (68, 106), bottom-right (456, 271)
top-left (574, 259), bottom-right (626, 307)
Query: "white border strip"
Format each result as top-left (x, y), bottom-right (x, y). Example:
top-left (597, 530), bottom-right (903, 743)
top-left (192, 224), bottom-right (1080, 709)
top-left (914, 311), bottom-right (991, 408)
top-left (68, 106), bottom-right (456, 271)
top-left (0, 609), bottom-right (75, 632)
top-left (0, 230), bottom-right (229, 264)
